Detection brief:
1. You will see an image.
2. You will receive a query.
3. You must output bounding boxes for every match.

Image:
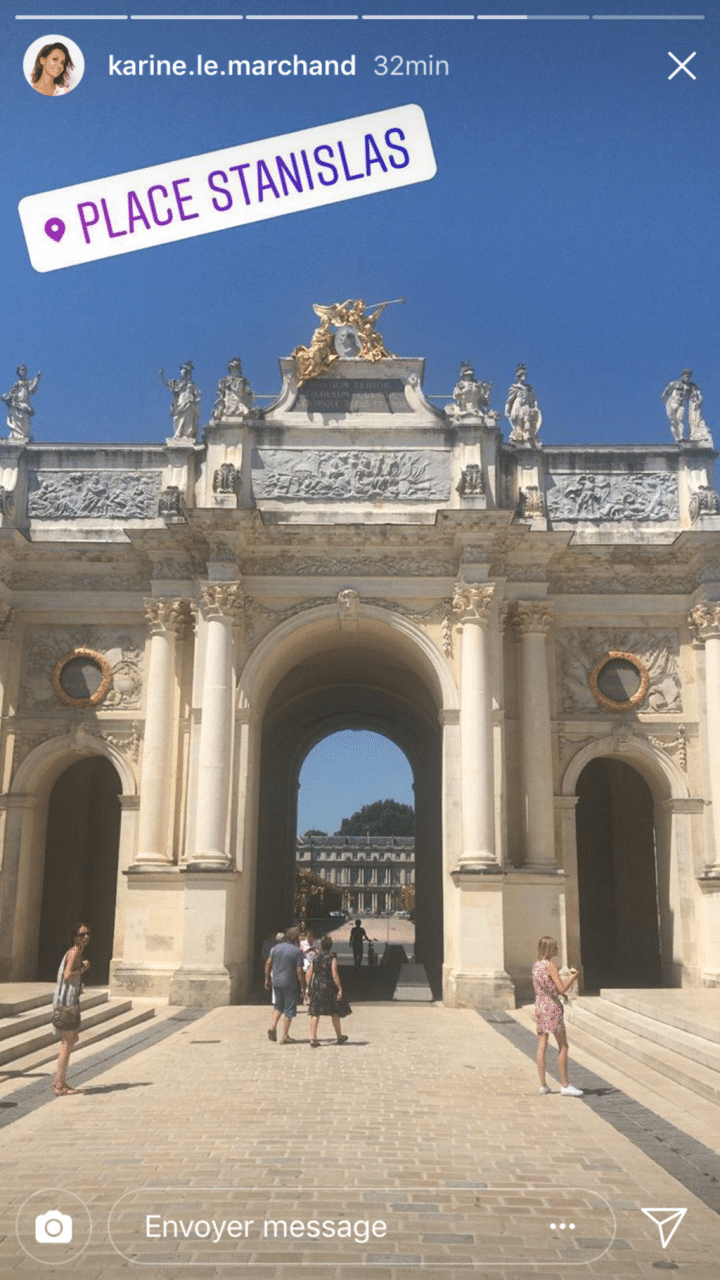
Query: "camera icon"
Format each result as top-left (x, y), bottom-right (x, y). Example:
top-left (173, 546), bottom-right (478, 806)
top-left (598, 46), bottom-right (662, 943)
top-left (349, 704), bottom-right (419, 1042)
top-left (35, 1210), bottom-right (73, 1244)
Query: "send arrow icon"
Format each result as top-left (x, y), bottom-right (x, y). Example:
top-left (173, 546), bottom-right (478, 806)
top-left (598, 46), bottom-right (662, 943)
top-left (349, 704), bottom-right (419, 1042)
top-left (641, 1208), bottom-right (687, 1249)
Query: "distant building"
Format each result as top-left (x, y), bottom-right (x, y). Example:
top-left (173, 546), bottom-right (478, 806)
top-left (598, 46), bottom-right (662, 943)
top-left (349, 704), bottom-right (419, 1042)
top-left (296, 836), bottom-right (415, 916)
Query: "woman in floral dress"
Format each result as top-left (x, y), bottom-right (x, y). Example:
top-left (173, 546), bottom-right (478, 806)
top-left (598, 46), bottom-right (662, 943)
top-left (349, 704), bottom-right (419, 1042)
top-left (533, 936), bottom-right (582, 1096)
top-left (306, 935), bottom-right (348, 1047)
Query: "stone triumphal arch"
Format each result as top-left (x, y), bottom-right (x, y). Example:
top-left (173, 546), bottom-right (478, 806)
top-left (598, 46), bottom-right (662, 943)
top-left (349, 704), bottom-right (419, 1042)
top-left (0, 304), bottom-right (719, 1006)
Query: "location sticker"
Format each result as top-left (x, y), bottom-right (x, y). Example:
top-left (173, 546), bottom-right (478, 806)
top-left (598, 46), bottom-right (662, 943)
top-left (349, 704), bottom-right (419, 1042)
top-left (19, 105), bottom-right (436, 273)
top-left (44, 217), bottom-right (65, 242)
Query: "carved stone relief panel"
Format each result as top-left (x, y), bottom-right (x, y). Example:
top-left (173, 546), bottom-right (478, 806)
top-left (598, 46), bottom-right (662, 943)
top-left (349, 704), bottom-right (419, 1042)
top-left (546, 567), bottom-right (691, 595)
top-left (557, 722), bottom-right (688, 769)
top-left (252, 449), bottom-right (450, 502)
top-left (11, 722), bottom-right (141, 773)
top-left (546, 472), bottom-right (679, 522)
top-left (20, 626), bottom-right (144, 710)
top-left (243, 554), bottom-right (456, 576)
top-left (9, 565), bottom-right (149, 592)
top-left (28, 470), bottom-right (163, 520)
top-left (556, 628), bottom-right (682, 713)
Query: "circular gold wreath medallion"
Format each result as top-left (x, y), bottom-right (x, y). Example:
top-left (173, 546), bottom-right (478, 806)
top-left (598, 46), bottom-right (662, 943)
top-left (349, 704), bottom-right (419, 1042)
top-left (588, 650), bottom-right (649, 711)
top-left (52, 648), bottom-right (112, 709)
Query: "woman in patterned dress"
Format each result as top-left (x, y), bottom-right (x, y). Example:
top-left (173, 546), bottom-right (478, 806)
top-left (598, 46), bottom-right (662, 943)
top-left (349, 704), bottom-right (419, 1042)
top-left (306, 935), bottom-right (348, 1047)
top-left (533, 936), bottom-right (582, 1096)
top-left (51, 923), bottom-right (90, 1096)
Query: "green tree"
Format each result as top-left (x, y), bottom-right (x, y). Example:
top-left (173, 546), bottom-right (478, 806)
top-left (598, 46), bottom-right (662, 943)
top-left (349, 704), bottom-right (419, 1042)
top-left (338, 799), bottom-right (414, 837)
top-left (301, 829), bottom-right (327, 839)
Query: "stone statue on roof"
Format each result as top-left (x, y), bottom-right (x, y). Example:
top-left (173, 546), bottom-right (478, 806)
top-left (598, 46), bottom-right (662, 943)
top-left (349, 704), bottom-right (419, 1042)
top-left (159, 361), bottom-right (201, 440)
top-left (505, 363), bottom-right (542, 444)
top-left (662, 369), bottom-right (713, 446)
top-left (211, 357), bottom-right (253, 422)
top-left (2, 365), bottom-right (41, 441)
top-left (446, 362), bottom-right (495, 419)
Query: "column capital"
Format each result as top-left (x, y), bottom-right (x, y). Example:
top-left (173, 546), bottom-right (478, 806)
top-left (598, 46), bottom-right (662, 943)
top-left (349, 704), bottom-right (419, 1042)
top-left (199, 581), bottom-right (244, 620)
top-left (144, 597), bottom-right (191, 635)
top-left (452, 583), bottom-right (495, 625)
top-left (511, 600), bottom-right (553, 636)
top-left (688, 600), bottom-right (720, 643)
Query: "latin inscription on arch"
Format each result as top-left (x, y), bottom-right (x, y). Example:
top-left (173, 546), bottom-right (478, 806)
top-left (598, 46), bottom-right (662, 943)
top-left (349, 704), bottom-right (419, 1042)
top-left (294, 378), bottom-right (408, 415)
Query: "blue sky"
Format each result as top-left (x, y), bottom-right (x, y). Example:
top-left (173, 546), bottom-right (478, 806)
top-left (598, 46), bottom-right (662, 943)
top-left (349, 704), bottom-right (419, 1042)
top-left (3, 2), bottom-right (717, 831)
top-left (3, 1), bottom-right (717, 446)
top-left (298, 731), bottom-right (414, 835)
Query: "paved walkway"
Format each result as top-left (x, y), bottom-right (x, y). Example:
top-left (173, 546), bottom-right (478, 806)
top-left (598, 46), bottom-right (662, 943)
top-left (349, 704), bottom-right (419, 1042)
top-left (1, 1001), bottom-right (719, 1278)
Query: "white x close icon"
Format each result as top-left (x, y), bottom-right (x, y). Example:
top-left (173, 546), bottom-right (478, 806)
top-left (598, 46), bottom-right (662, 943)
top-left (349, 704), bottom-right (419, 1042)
top-left (668, 51), bottom-right (697, 80)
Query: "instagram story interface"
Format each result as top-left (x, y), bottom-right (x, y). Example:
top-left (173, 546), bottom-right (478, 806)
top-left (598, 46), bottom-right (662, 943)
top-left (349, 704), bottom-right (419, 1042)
top-left (2, 0), bottom-right (719, 1275)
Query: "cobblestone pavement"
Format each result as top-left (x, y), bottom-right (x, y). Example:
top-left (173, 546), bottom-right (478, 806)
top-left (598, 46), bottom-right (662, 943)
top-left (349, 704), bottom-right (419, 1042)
top-left (1, 1002), bottom-right (719, 1279)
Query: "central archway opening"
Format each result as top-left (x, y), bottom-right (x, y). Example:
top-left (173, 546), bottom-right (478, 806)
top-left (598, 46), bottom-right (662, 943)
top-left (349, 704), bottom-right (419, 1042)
top-left (575, 757), bottom-right (662, 989)
top-left (36, 756), bottom-right (121, 984)
top-left (295, 730), bottom-right (416, 995)
top-left (254, 637), bottom-right (443, 996)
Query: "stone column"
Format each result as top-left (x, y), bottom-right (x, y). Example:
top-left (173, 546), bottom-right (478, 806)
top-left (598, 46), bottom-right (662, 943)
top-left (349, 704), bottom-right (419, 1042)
top-left (512, 601), bottom-right (556, 867)
top-left (555, 793), bottom-right (580, 971)
top-left (136, 599), bottom-right (188, 865)
top-left (689, 600), bottom-right (720, 871)
top-left (193, 582), bottom-right (240, 867)
top-left (0, 604), bottom-right (14, 723)
top-left (452, 584), bottom-right (497, 866)
top-left (0, 793), bottom-right (39, 979)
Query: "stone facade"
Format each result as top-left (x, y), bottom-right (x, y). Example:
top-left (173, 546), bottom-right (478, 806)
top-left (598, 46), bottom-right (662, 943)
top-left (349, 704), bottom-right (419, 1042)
top-left (296, 836), bottom-right (415, 916)
top-left (0, 321), bottom-right (719, 1008)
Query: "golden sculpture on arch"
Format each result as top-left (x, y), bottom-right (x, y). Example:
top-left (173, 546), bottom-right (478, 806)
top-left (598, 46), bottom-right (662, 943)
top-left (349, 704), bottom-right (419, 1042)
top-left (292, 297), bottom-right (405, 385)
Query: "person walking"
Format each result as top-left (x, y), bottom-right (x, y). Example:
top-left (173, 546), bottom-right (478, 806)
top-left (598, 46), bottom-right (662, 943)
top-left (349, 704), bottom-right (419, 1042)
top-left (299, 927), bottom-right (319, 1006)
top-left (306, 935), bottom-right (348, 1047)
top-left (51, 923), bottom-right (90, 1096)
top-left (349, 918), bottom-right (371, 968)
top-left (265, 926), bottom-right (305, 1044)
top-left (261, 931), bottom-right (283, 1004)
top-left (533, 936), bottom-right (582, 1096)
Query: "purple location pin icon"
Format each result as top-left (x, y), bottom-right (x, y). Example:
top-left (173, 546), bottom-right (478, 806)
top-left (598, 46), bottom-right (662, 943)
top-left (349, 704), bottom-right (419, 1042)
top-left (44, 217), bottom-right (65, 243)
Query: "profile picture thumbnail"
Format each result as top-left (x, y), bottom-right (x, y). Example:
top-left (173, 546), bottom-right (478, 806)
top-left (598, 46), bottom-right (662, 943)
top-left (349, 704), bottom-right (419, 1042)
top-left (24, 33), bottom-right (85, 98)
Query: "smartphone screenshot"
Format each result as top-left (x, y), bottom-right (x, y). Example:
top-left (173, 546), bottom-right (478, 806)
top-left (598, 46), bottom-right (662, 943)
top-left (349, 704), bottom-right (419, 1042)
top-left (1, 0), bottom-right (719, 1275)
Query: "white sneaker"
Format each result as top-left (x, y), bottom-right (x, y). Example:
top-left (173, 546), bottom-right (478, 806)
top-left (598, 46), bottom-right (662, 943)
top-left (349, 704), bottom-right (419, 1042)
top-left (539, 1085), bottom-right (551, 1094)
top-left (560, 1084), bottom-right (583, 1096)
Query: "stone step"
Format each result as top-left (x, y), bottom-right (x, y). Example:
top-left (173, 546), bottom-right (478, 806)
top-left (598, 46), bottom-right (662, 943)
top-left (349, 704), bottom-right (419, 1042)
top-left (0, 985), bottom-right (57, 1017)
top-left (0, 998), bottom-right (154, 1069)
top-left (0, 1002), bottom-right (174, 1101)
top-left (565, 1000), bottom-right (720, 1105)
top-left (571, 995), bottom-right (720, 1073)
top-left (0, 991), bottom-right (110, 1044)
top-left (598, 988), bottom-right (720, 1047)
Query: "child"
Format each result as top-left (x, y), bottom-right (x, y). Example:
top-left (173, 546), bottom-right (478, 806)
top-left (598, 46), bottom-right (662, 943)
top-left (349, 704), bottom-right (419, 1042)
top-left (533, 936), bottom-right (583, 1096)
top-left (299, 927), bottom-right (319, 1005)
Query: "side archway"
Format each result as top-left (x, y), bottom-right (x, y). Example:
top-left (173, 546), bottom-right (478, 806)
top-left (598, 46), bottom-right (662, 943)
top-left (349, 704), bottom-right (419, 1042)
top-left (561, 736), bottom-right (689, 989)
top-left (0, 732), bottom-right (135, 983)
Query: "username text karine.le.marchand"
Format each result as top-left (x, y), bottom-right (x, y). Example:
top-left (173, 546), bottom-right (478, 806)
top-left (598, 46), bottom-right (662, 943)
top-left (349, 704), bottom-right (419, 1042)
top-left (108, 53), bottom-right (449, 78)
top-left (109, 52), bottom-right (356, 77)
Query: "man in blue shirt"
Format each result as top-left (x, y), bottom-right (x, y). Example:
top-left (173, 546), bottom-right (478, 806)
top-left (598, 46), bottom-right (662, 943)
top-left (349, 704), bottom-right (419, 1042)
top-left (265, 926), bottom-right (305, 1043)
